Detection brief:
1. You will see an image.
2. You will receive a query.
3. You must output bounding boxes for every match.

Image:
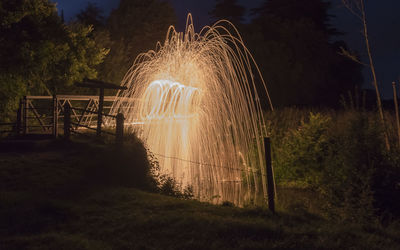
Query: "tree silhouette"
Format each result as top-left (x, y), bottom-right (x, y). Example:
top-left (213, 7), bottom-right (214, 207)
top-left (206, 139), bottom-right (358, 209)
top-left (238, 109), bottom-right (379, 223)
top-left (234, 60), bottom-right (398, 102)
top-left (341, 0), bottom-right (390, 150)
top-left (209, 0), bottom-right (246, 25)
top-left (252, 0), bottom-right (339, 37)
top-left (98, 0), bottom-right (177, 84)
top-left (76, 2), bottom-right (105, 29)
top-left (246, 0), bottom-right (363, 107)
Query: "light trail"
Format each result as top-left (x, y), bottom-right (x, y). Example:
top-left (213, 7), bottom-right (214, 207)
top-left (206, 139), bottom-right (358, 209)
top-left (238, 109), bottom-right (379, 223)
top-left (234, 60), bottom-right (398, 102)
top-left (110, 14), bottom-right (273, 205)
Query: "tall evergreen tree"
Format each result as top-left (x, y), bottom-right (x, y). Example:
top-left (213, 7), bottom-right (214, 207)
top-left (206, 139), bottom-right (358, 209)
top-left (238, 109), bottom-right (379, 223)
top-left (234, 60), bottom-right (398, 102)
top-left (76, 2), bottom-right (105, 29)
top-left (97, 0), bottom-right (177, 84)
top-left (253, 0), bottom-right (339, 37)
top-left (209, 0), bottom-right (246, 25)
top-left (247, 0), bottom-right (363, 107)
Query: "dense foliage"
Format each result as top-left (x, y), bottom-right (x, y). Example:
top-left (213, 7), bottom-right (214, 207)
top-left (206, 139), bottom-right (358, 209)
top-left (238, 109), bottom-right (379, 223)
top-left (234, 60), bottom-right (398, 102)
top-left (268, 108), bottom-right (400, 222)
top-left (0, 0), bottom-right (107, 122)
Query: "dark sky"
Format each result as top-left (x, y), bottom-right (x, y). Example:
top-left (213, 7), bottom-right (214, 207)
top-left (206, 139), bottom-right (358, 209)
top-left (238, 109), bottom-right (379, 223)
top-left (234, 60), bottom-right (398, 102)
top-left (53, 0), bottom-right (400, 99)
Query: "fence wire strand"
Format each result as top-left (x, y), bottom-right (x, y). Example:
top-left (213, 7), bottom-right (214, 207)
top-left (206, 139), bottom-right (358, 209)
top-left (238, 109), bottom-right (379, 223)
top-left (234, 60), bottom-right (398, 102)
top-left (153, 152), bottom-right (267, 177)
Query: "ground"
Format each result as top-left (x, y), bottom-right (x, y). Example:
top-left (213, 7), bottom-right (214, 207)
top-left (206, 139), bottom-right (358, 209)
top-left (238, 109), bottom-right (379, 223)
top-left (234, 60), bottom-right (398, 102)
top-left (0, 138), bottom-right (399, 249)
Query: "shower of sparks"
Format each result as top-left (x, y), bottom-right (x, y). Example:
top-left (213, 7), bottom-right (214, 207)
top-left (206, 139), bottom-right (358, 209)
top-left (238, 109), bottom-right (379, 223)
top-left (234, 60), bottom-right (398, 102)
top-left (110, 14), bottom-right (273, 205)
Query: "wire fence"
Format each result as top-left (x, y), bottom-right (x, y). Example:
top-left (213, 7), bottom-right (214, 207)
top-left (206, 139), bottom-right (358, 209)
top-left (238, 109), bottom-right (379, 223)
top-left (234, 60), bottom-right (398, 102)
top-left (153, 152), bottom-right (303, 183)
top-left (153, 152), bottom-right (266, 177)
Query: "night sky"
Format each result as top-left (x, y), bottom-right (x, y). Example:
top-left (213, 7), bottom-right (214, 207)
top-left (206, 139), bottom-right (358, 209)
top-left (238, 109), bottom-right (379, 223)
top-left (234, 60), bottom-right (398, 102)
top-left (53, 0), bottom-right (400, 99)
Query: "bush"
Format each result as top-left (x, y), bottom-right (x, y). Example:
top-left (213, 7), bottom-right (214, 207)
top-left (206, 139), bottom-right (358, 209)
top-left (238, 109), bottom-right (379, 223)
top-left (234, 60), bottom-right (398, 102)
top-left (273, 112), bottom-right (331, 187)
top-left (323, 112), bottom-right (379, 222)
top-left (141, 142), bottom-right (194, 200)
top-left (157, 176), bottom-right (194, 199)
top-left (73, 134), bottom-right (159, 192)
top-left (270, 109), bottom-right (400, 223)
top-left (72, 132), bottom-right (195, 200)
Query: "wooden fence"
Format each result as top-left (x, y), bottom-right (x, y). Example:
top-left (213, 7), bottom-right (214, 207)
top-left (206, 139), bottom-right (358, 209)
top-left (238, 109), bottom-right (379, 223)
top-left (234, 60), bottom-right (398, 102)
top-left (64, 103), bottom-right (124, 145)
top-left (2, 95), bottom-right (128, 145)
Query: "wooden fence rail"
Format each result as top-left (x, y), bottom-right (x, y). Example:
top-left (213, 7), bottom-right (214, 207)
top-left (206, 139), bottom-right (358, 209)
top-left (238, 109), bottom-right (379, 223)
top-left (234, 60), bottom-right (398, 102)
top-left (1, 95), bottom-right (130, 145)
top-left (19, 95), bottom-right (118, 136)
top-left (64, 103), bottom-right (124, 145)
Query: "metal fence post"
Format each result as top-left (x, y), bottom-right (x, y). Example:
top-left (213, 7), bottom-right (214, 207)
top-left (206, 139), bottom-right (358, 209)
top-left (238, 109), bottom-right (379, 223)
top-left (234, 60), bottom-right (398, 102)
top-left (116, 113), bottom-right (124, 146)
top-left (53, 95), bottom-right (58, 138)
top-left (64, 102), bottom-right (71, 140)
top-left (264, 137), bottom-right (275, 213)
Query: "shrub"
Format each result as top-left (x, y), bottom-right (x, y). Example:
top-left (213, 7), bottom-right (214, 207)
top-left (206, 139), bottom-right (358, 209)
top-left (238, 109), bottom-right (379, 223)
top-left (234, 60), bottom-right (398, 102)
top-left (273, 112), bottom-right (332, 187)
top-left (76, 133), bottom-right (160, 192)
top-left (323, 111), bottom-right (379, 222)
top-left (270, 109), bottom-right (400, 223)
top-left (143, 147), bottom-right (194, 200)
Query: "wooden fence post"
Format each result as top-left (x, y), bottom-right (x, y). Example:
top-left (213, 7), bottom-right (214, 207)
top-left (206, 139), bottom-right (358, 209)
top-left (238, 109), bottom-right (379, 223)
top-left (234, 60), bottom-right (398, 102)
top-left (52, 95), bottom-right (58, 138)
top-left (116, 113), bottom-right (124, 146)
top-left (97, 87), bottom-right (104, 137)
top-left (16, 99), bottom-right (22, 135)
top-left (23, 96), bottom-right (27, 135)
top-left (64, 102), bottom-right (71, 140)
top-left (264, 137), bottom-right (275, 213)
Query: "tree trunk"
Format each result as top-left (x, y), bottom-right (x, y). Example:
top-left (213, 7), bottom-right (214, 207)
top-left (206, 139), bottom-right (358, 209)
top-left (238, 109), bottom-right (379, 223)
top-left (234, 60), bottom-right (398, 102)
top-left (361, 0), bottom-right (390, 151)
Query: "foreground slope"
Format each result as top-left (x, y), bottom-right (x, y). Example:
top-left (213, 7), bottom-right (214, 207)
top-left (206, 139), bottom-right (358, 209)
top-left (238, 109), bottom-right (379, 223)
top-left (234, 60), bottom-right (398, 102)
top-left (0, 140), bottom-right (399, 249)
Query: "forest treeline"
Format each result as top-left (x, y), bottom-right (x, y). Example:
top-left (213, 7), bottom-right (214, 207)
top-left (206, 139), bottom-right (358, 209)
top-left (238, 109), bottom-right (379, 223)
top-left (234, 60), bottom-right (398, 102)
top-left (0, 0), bottom-right (365, 121)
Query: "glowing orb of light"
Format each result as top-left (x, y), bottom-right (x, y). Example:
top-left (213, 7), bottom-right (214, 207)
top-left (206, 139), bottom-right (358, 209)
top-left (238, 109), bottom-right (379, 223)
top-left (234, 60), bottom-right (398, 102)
top-left (110, 14), bottom-right (273, 206)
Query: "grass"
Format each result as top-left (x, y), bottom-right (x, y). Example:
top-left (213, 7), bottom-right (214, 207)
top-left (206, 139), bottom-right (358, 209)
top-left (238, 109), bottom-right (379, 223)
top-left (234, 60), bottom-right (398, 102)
top-left (0, 139), bottom-right (399, 249)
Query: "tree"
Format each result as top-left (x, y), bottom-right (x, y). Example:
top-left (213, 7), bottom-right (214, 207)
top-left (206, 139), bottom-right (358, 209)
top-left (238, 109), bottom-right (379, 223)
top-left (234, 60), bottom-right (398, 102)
top-left (209, 0), bottom-right (246, 26)
top-left (0, 0), bottom-right (108, 121)
top-left (76, 2), bottom-right (105, 29)
top-left (246, 0), bottom-right (363, 108)
top-left (252, 0), bottom-right (339, 37)
top-left (98, 0), bottom-right (177, 84)
top-left (341, 0), bottom-right (390, 150)
top-left (75, 1), bottom-right (112, 94)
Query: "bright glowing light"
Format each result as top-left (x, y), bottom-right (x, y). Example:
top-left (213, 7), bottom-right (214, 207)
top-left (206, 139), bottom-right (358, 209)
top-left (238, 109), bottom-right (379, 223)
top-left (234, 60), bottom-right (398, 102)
top-left (140, 80), bottom-right (200, 120)
top-left (110, 14), bottom-right (273, 205)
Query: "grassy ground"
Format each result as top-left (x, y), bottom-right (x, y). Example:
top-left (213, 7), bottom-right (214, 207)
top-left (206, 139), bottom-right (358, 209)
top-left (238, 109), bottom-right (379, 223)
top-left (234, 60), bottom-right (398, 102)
top-left (0, 139), bottom-right (399, 250)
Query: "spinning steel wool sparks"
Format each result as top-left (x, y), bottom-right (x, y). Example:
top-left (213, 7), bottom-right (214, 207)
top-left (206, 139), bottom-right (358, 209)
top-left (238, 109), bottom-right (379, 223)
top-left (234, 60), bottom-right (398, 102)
top-left (110, 14), bottom-right (272, 205)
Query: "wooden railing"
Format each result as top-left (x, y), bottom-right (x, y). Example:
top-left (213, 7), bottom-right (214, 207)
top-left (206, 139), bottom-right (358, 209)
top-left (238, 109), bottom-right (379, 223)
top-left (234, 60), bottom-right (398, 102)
top-left (18, 95), bottom-right (118, 136)
top-left (64, 103), bottom-right (125, 145)
top-left (3, 95), bottom-right (132, 145)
